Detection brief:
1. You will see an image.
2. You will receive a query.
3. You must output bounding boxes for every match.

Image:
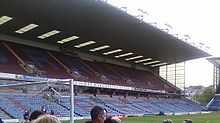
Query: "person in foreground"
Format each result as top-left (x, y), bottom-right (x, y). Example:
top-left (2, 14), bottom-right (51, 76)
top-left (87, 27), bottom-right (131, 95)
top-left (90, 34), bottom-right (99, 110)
top-left (32, 114), bottom-right (61, 123)
top-left (29, 110), bottom-right (45, 121)
top-left (86, 106), bottom-right (107, 123)
top-left (86, 106), bottom-right (127, 123)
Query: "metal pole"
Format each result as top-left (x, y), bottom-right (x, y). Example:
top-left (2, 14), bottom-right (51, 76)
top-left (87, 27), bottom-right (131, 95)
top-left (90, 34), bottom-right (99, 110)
top-left (216, 66), bottom-right (220, 89)
top-left (70, 79), bottom-right (74, 123)
top-left (175, 63), bottom-right (176, 87)
top-left (213, 65), bottom-right (216, 91)
top-left (184, 62), bottom-right (186, 95)
top-left (166, 64), bottom-right (168, 80)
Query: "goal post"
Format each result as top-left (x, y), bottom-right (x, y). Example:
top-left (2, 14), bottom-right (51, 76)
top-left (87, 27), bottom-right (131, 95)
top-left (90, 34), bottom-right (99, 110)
top-left (0, 79), bottom-right (75, 123)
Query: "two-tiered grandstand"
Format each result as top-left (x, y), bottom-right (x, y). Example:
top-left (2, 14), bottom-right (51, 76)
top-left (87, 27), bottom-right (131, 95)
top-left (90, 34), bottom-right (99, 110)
top-left (0, 0), bottom-right (210, 120)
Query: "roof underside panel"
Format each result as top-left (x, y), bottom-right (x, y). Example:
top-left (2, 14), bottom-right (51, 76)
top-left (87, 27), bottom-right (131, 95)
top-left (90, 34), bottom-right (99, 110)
top-left (0, 0), bottom-right (210, 65)
top-left (208, 57), bottom-right (220, 65)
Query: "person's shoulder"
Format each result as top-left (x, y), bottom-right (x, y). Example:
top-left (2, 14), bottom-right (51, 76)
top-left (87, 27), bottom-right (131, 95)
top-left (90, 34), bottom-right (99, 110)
top-left (105, 117), bottom-right (121, 123)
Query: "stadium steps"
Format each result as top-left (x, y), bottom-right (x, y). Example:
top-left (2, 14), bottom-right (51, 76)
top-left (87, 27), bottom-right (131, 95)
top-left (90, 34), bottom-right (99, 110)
top-left (95, 96), bottom-right (125, 115)
top-left (89, 96), bottom-right (121, 115)
top-left (129, 103), bottom-right (146, 112)
top-left (207, 95), bottom-right (220, 111)
top-left (90, 96), bottom-right (105, 104)
top-left (184, 98), bottom-right (206, 111)
top-left (55, 100), bottom-right (83, 117)
top-left (134, 103), bottom-right (156, 114)
top-left (151, 102), bottom-right (174, 113)
top-left (103, 104), bottom-right (124, 115)
top-left (0, 107), bottom-right (13, 119)
top-left (0, 94), bottom-right (23, 118)
top-left (90, 96), bottom-right (122, 114)
top-left (6, 97), bottom-right (26, 112)
top-left (207, 98), bottom-right (215, 106)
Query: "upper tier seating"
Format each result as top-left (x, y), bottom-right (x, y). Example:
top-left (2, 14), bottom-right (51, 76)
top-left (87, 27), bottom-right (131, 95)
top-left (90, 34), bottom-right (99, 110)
top-left (8, 43), bottom-right (70, 78)
top-left (53, 52), bottom-right (98, 81)
top-left (0, 41), bottom-right (177, 93)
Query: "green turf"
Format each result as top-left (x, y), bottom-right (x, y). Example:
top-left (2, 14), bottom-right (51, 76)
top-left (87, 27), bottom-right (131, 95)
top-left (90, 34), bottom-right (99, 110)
top-left (71, 112), bottom-right (220, 123)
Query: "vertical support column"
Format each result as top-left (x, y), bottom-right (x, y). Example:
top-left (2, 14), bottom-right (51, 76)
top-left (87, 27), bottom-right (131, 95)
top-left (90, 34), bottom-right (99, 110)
top-left (70, 79), bottom-right (74, 123)
top-left (166, 65), bottom-right (168, 80)
top-left (174, 63), bottom-right (177, 87)
top-left (213, 65), bottom-right (216, 91)
top-left (183, 62), bottom-right (186, 95)
top-left (218, 66), bottom-right (220, 91)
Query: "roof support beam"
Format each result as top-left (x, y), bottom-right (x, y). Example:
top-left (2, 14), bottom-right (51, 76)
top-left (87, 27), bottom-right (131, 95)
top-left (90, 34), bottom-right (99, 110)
top-left (0, 34), bottom-right (60, 51)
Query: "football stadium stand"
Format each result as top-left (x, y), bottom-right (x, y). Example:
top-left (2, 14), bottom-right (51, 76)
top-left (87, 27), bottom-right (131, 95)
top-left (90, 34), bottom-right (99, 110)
top-left (0, 0), bottom-right (211, 120)
top-left (0, 41), bottom-right (207, 119)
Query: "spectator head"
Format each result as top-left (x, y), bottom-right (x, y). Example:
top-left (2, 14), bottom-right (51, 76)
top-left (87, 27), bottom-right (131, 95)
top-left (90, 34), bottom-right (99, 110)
top-left (29, 110), bottom-right (45, 121)
top-left (23, 110), bottom-right (30, 120)
top-left (50, 110), bottom-right (55, 115)
top-left (163, 119), bottom-right (173, 123)
top-left (90, 106), bottom-right (106, 123)
top-left (32, 114), bottom-right (61, 123)
top-left (41, 106), bottom-right (47, 113)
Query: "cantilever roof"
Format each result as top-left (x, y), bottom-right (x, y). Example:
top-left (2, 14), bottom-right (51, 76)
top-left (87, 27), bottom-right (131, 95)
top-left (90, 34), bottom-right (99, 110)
top-left (0, 0), bottom-right (210, 67)
top-left (208, 57), bottom-right (220, 66)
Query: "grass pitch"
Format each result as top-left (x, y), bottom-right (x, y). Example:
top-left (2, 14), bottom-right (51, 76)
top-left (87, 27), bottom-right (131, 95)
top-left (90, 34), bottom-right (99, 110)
top-left (73, 112), bottom-right (220, 123)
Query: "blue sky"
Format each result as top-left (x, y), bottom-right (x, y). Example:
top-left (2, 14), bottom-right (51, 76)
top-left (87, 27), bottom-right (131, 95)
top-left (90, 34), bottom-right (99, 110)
top-left (109, 0), bottom-right (220, 87)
